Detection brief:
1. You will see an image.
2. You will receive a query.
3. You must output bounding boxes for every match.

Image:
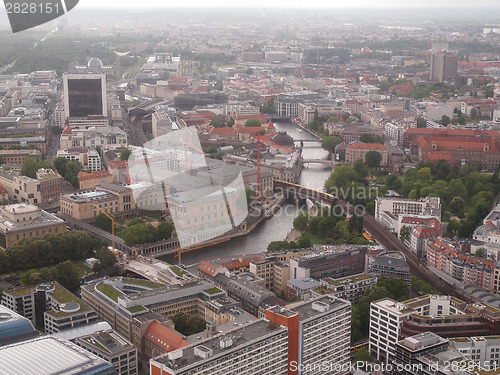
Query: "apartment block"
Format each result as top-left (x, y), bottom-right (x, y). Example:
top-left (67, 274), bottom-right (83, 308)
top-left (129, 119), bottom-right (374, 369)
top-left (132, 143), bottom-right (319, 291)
top-left (376, 197), bottom-right (442, 222)
top-left (150, 295), bottom-right (351, 375)
top-left (369, 298), bottom-right (415, 364)
top-left (289, 245), bottom-right (367, 281)
top-left (314, 273), bottom-right (378, 304)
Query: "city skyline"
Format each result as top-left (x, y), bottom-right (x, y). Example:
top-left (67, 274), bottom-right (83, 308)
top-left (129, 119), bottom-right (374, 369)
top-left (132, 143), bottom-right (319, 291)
top-left (79, 0), bottom-right (500, 8)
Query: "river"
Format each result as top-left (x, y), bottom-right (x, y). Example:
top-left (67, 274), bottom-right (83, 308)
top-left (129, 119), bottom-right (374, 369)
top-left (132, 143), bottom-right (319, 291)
top-left (160, 121), bottom-right (332, 266)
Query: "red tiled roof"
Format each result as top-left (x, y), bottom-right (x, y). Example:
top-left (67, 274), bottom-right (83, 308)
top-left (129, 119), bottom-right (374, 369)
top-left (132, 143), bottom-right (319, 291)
top-left (144, 321), bottom-right (190, 353)
top-left (62, 126), bottom-right (73, 135)
top-left (209, 127), bottom-right (237, 137)
top-left (198, 260), bottom-right (218, 276)
top-left (78, 170), bottom-right (112, 181)
top-left (237, 127), bottom-right (266, 135)
top-left (346, 143), bottom-right (387, 151)
top-left (0, 184), bottom-right (7, 195)
top-left (220, 256), bottom-right (264, 270)
top-left (108, 160), bottom-right (128, 169)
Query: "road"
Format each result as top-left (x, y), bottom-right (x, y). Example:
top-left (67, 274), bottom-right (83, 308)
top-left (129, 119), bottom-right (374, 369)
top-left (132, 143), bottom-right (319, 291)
top-left (0, 27), bottom-right (58, 74)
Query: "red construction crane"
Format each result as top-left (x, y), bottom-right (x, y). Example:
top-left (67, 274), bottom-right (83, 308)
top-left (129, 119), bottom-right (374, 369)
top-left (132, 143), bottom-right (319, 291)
top-left (257, 135), bottom-right (261, 202)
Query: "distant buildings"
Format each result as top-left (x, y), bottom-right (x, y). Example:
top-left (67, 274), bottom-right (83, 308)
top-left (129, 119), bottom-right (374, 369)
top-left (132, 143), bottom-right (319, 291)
top-left (345, 142), bottom-right (388, 166)
top-left (78, 170), bottom-right (113, 190)
top-left (429, 43), bottom-right (458, 83)
top-left (13, 168), bottom-right (61, 206)
top-left (303, 48), bottom-right (351, 65)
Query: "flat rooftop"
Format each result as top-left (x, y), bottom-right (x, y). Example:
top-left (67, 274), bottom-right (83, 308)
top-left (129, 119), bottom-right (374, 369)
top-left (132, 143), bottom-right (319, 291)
top-left (62, 190), bottom-right (116, 203)
top-left (322, 273), bottom-right (375, 286)
top-left (154, 319), bottom-right (286, 371)
top-left (78, 329), bottom-right (134, 355)
top-left (292, 295), bottom-right (350, 321)
top-left (372, 298), bottom-right (415, 316)
top-left (0, 335), bottom-right (114, 375)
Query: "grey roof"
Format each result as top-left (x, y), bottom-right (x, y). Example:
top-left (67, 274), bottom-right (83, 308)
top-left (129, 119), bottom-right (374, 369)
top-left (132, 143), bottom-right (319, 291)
top-left (0, 335), bottom-right (115, 375)
top-left (287, 277), bottom-right (320, 291)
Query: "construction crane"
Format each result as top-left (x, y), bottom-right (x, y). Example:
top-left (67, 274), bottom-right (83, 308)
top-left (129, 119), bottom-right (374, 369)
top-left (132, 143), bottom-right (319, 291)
top-left (174, 239), bottom-right (230, 266)
top-left (93, 204), bottom-right (116, 251)
top-left (257, 135), bottom-right (261, 202)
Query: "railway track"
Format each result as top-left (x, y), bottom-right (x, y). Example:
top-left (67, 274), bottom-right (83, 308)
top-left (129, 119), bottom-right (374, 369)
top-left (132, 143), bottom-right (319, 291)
top-left (362, 214), bottom-right (473, 302)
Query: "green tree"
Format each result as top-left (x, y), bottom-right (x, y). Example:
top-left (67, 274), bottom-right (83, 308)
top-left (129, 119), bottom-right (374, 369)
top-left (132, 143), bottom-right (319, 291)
top-left (470, 107), bottom-right (478, 119)
top-left (51, 125), bottom-right (63, 134)
top-left (485, 86), bottom-right (495, 98)
top-left (353, 159), bottom-right (369, 179)
top-left (267, 241), bottom-right (298, 252)
top-left (400, 225), bottom-right (411, 243)
top-left (324, 165), bottom-right (360, 192)
top-left (53, 157), bottom-right (68, 175)
top-left (321, 135), bottom-right (342, 153)
top-left (416, 117), bottom-right (427, 128)
top-left (298, 237), bottom-right (311, 248)
top-left (20, 157), bottom-right (52, 178)
top-left (417, 167), bottom-right (432, 182)
top-left (293, 211), bottom-right (309, 231)
top-left (440, 115), bottom-right (451, 126)
top-left (172, 312), bottom-right (206, 336)
top-left (411, 276), bottom-right (435, 295)
top-left (53, 260), bottom-right (81, 289)
top-left (245, 188), bottom-right (255, 209)
top-left (95, 213), bottom-right (112, 232)
top-left (449, 196), bottom-right (465, 215)
top-left (353, 349), bottom-right (373, 371)
top-left (244, 118), bottom-right (261, 127)
top-left (365, 151), bottom-right (382, 169)
top-left (377, 278), bottom-right (409, 301)
top-left (65, 160), bottom-right (82, 175)
top-left (120, 148), bottom-right (132, 161)
top-left (95, 246), bottom-right (117, 271)
top-left (475, 248), bottom-right (487, 258)
top-left (157, 221), bottom-right (174, 240)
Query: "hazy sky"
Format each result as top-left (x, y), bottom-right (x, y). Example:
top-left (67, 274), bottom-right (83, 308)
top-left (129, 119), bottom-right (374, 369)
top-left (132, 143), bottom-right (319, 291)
top-left (79, 0), bottom-right (499, 8)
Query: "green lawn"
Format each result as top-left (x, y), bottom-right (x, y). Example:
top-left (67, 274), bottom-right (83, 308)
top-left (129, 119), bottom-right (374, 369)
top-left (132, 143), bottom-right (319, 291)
top-left (170, 266), bottom-right (187, 277)
top-left (127, 305), bottom-right (146, 313)
top-left (97, 283), bottom-right (124, 302)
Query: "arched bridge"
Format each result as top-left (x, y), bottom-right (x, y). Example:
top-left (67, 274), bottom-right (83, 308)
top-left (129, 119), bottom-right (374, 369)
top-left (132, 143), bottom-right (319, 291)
top-left (274, 180), bottom-right (334, 204)
top-left (302, 159), bottom-right (334, 166)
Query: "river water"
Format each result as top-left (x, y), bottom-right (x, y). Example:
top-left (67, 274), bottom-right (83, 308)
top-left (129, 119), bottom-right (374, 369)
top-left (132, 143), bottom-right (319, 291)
top-left (161, 122), bottom-right (332, 266)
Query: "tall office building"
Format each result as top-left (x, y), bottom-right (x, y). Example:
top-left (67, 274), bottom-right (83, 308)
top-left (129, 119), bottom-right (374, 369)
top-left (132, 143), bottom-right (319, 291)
top-left (63, 73), bottom-right (107, 118)
top-left (150, 295), bottom-right (351, 375)
top-left (429, 43), bottom-right (458, 83)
